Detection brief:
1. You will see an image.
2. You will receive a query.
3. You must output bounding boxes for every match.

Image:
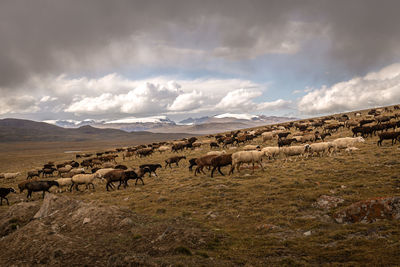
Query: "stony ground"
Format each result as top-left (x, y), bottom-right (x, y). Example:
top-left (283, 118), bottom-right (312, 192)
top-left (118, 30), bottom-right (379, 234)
top-left (1, 112), bottom-right (400, 266)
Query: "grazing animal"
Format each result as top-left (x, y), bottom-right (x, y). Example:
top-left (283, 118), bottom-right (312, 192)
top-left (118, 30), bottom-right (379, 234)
top-left (210, 154), bottom-right (232, 177)
top-left (210, 142), bottom-right (219, 149)
top-left (0, 172), bottom-right (21, 179)
top-left (26, 170), bottom-right (42, 179)
top-left (165, 156), bottom-right (186, 168)
top-left (278, 138), bottom-right (296, 147)
top-left (194, 155), bottom-right (218, 176)
top-left (330, 137), bottom-right (365, 153)
top-left (70, 173), bottom-right (99, 191)
top-left (261, 147), bottom-right (280, 160)
top-left (0, 187), bottom-right (16, 205)
top-left (206, 150), bottom-right (227, 156)
top-left (319, 133), bottom-right (331, 141)
top-left (55, 178), bottom-right (73, 192)
top-left (139, 164), bottom-right (162, 177)
top-left (377, 131), bottom-right (400, 146)
top-left (280, 145), bottom-right (310, 161)
top-left (25, 181), bottom-right (59, 199)
top-left (229, 151), bottom-right (266, 174)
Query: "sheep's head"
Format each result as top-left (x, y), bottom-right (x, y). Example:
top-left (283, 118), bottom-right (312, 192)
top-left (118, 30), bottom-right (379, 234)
top-left (357, 137), bottom-right (365, 143)
top-left (9, 187), bottom-right (16, 193)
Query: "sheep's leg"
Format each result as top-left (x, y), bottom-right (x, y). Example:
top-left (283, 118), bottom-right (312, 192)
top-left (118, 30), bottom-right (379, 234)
top-left (229, 165), bottom-right (235, 175)
top-left (237, 162), bottom-right (241, 173)
top-left (0, 198), bottom-right (2, 205)
top-left (42, 191), bottom-right (46, 199)
top-left (218, 166), bottom-right (225, 176)
top-left (211, 167), bottom-right (216, 178)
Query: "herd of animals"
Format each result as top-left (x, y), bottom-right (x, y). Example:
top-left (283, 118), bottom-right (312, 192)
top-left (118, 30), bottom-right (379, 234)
top-left (1, 105), bottom-right (400, 206)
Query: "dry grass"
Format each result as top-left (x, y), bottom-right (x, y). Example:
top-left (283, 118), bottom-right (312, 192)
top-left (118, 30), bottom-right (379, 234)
top-left (1, 110), bottom-right (400, 265)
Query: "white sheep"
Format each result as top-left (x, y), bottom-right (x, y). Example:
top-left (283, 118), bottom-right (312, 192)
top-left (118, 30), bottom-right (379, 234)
top-left (57, 165), bottom-right (72, 176)
top-left (261, 146), bottom-right (280, 159)
top-left (70, 173), bottom-right (100, 191)
top-left (306, 142), bottom-right (333, 157)
top-left (243, 145), bottom-right (261, 151)
top-left (280, 145), bottom-right (309, 162)
top-left (94, 168), bottom-right (115, 179)
top-left (330, 137), bottom-right (365, 154)
top-left (157, 145), bottom-right (171, 153)
top-left (345, 146), bottom-right (359, 154)
top-left (206, 150), bottom-right (227, 156)
top-left (55, 178), bottom-right (73, 192)
top-left (0, 172), bottom-right (21, 179)
top-left (262, 132), bottom-right (275, 142)
top-left (230, 150), bottom-right (266, 174)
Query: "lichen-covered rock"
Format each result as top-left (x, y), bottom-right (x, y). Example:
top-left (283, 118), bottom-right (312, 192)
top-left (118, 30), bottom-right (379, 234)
top-left (313, 195), bottom-right (344, 210)
top-left (334, 197), bottom-right (400, 223)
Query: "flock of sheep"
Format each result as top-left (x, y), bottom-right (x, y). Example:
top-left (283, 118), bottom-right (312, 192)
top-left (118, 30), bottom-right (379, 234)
top-left (1, 105), bottom-right (400, 205)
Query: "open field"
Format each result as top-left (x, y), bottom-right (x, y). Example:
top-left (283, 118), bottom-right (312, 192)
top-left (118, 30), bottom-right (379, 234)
top-left (1, 107), bottom-right (400, 265)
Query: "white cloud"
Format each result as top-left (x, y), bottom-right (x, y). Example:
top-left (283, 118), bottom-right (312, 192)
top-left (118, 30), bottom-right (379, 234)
top-left (168, 90), bottom-right (204, 111)
top-left (298, 63), bottom-right (400, 114)
top-left (216, 89), bottom-right (262, 110)
top-left (257, 99), bottom-right (291, 110)
top-left (0, 95), bottom-right (40, 115)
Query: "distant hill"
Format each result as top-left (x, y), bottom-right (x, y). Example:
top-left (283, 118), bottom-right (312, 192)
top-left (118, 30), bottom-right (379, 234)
top-left (0, 118), bottom-right (193, 143)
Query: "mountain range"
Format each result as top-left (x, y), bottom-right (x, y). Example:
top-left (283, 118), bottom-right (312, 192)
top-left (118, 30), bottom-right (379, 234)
top-left (44, 113), bottom-right (297, 134)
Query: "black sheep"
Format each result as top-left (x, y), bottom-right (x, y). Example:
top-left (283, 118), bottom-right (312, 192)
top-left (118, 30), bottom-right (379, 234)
top-left (0, 187), bottom-right (16, 205)
top-left (139, 164), bottom-right (162, 177)
top-left (25, 180), bottom-right (59, 199)
top-left (210, 154), bottom-right (232, 178)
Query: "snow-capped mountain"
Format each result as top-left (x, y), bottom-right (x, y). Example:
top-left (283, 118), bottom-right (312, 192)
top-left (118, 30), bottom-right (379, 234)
top-left (44, 113), bottom-right (297, 134)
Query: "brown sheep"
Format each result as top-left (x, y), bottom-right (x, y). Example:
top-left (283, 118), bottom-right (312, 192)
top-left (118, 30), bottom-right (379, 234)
top-left (165, 156), bottom-right (186, 168)
top-left (210, 154), bottom-right (232, 178)
top-left (194, 155), bottom-right (217, 176)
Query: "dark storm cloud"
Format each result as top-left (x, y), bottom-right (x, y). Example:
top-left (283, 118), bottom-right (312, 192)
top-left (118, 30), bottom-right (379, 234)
top-left (1, 0), bottom-right (400, 91)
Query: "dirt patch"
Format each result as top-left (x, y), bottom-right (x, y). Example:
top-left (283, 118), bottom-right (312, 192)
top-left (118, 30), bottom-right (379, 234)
top-left (0, 194), bottom-right (227, 266)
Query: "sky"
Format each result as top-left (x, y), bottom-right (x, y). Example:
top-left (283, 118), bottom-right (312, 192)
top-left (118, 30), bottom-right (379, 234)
top-left (1, 0), bottom-right (400, 122)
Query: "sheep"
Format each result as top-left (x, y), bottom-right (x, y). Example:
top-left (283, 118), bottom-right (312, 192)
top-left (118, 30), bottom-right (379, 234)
top-left (57, 165), bottom-right (72, 177)
top-left (115, 164), bottom-right (128, 170)
top-left (229, 150), bottom-right (266, 174)
top-left (319, 133), bottom-right (331, 141)
top-left (42, 168), bottom-right (56, 177)
top-left (299, 134), bottom-right (316, 143)
top-left (194, 155), bottom-right (218, 176)
top-left (262, 132), bottom-right (275, 142)
top-left (0, 172), bottom-right (21, 179)
top-left (243, 145), bottom-right (261, 151)
top-left (306, 142), bottom-right (332, 157)
top-left (210, 154), bottom-right (232, 177)
top-left (55, 178), bottom-right (73, 192)
top-left (104, 170), bottom-right (126, 191)
top-left (210, 142), bottom-right (219, 149)
top-left (26, 170), bottom-right (42, 179)
top-left (157, 145), bottom-right (171, 153)
top-left (25, 181), bottom-right (59, 199)
top-left (261, 147), bottom-right (280, 160)
top-left (70, 173), bottom-right (100, 191)
top-left (165, 156), bottom-right (186, 168)
top-left (94, 168), bottom-right (115, 179)
top-left (345, 147), bottom-right (359, 154)
top-left (277, 132), bottom-right (291, 139)
top-left (119, 168), bottom-right (150, 188)
top-left (278, 138), bottom-right (296, 147)
top-left (330, 137), bottom-right (365, 153)
top-left (280, 145), bottom-right (310, 161)
top-left (0, 187), bottom-right (16, 205)
top-left (139, 164), bottom-right (162, 177)
top-left (206, 150), bottom-right (227, 156)
top-left (377, 131), bottom-right (400, 146)
top-left (18, 177), bottom-right (39, 193)
top-left (66, 168), bottom-right (86, 177)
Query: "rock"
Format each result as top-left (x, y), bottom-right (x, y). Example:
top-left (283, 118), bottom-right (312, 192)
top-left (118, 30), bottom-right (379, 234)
top-left (33, 193), bottom-right (58, 219)
top-left (119, 218), bottom-right (133, 227)
top-left (156, 208), bottom-right (166, 214)
top-left (334, 196), bottom-right (400, 223)
top-left (83, 218), bottom-right (91, 224)
top-left (303, 231), bottom-right (312, 236)
top-left (313, 195), bottom-right (344, 210)
top-left (157, 197), bottom-right (168, 203)
top-left (256, 224), bottom-right (277, 231)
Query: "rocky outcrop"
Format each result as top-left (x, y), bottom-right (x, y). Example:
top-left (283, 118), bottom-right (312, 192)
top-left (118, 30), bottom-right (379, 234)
top-left (334, 197), bottom-right (400, 223)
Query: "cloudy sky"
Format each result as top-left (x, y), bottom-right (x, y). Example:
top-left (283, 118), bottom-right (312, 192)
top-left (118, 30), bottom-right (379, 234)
top-left (1, 0), bottom-right (400, 122)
